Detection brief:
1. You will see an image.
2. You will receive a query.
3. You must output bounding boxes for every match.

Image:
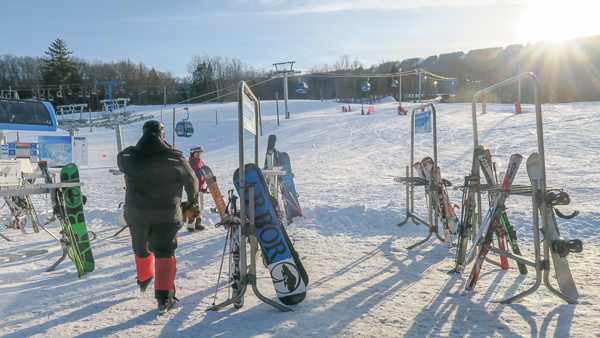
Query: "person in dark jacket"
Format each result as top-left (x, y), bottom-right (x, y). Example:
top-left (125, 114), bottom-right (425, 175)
top-left (187, 145), bottom-right (206, 232)
top-left (117, 120), bottom-right (198, 314)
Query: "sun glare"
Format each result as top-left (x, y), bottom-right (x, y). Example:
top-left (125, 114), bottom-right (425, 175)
top-left (518, 0), bottom-right (600, 43)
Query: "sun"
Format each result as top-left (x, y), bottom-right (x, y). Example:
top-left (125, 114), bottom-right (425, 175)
top-left (518, 0), bottom-right (600, 43)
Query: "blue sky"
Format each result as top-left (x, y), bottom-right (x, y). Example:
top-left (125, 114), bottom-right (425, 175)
top-left (1, 0), bottom-right (598, 78)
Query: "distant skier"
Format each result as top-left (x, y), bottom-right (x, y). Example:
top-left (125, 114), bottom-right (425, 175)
top-left (117, 120), bottom-right (199, 314)
top-left (188, 145), bottom-right (207, 232)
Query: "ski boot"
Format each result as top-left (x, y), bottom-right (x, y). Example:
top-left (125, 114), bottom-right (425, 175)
top-left (137, 275), bottom-right (153, 293)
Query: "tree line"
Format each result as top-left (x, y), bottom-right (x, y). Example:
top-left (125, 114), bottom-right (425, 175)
top-left (1, 36), bottom-right (599, 111)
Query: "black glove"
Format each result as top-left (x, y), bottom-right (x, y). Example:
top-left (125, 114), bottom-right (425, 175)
top-left (201, 189), bottom-right (208, 194)
top-left (181, 201), bottom-right (200, 224)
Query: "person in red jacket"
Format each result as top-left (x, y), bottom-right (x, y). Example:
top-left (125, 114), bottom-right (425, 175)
top-left (188, 145), bottom-right (206, 232)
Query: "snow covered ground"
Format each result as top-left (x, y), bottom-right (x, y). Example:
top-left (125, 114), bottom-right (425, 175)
top-left (1, 97), bottom-right (599, 337)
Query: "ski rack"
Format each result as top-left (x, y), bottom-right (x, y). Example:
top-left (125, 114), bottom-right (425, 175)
top-left (469, 72), bottom-right (578, 304)
top-left (0, 171), bottom-right (86, 272)
top-left (397, 103), bottom-right (446, 249)
top-left (207, 81), bottom-right (292, 312)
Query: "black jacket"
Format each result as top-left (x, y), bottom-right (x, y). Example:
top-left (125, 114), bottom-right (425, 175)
top-left (117, 132), bottom-right (198, 224)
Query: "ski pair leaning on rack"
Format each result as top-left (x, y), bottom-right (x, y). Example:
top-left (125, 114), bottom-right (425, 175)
top-left (454, 146), bottom-right (527, 277)
top-left (461, 151), bottom-right (523, 289)
top-left (413, 157), bottom-right (459, 246)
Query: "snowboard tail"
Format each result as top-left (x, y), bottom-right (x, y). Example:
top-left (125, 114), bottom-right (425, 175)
top-left (201, 165), bottom-right (228, 220)
top-left (527, 152), bottom-right (581, 301)
top-left (278, 152), bottom-right (302, 223)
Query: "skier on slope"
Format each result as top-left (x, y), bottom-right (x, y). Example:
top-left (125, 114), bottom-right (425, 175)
top-left (117, 120), bottom-right (199, 314)
top-left (187, 145), bottom-right (207, 232)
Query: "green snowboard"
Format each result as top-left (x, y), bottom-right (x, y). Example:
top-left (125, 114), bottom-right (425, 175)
top-left (60, 163), bottom-right (95, 272)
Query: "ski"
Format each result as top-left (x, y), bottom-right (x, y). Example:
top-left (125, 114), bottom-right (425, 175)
top-left (462, 154), bottom-right (522, 277)
top-left (475, 146), bottom-right (527, 274)
top-left (527, 152), bottom-right (580, 301)
top-left (420, 157), bottom-right (458, 246)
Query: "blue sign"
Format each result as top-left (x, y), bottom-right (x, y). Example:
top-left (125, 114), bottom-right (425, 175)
top-left (415, 110), bottom-right (432, 134)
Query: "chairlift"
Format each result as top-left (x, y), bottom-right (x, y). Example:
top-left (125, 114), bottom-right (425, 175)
top-left (361, 80), bottom-right (371, 92)
top-left (85, 88), bottom-right (90, 98)
top-left (67, 85), bottom-right (73, 96)
top-left (56, 86), bottom-right (63, 98)
top-left (175, 108), bottom-right (194, 137)
top-left (296, 81), bottom-right (308, 94)
top-left (391, 80), bottom-right (399, 88)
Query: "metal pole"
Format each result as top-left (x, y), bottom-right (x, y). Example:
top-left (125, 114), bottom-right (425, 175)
top-left (255, 100), bottom-right (259, 164)
top-left (172, 108), bottom-right (176, 148)
top-left (108, 84), bottom-right (113, 112)
top-left (283, 73), bottom-right (289, 119)
top-left (518, 46), bottom-right (522, 103)
top-left (115, 124), bottom-right (124, 153)
top-left (399, 69), bottom-right (402, 110)
top-left (258, 97), bottom-right (263, 136)
top-left (164, 84), bottom-right (167, 105)
top-left (418, 70), bottom-right (422, 105)
top-left (276, 92), bottom-right (280, 126)
top-left (216, 110), bottom-right (218, 125)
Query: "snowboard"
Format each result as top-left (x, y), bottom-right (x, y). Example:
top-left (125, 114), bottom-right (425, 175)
top-left (60, 163), bottom-right (95, 273)
top-left (234, 163), bottom-right (308, 305)
top-left (38, 161), bottom-right (86, 276)
top-left (527, 152), bottom-right (579, 301)
top-left (278, 152), bottom-right (302, 223)
top-left (263, 134), bottom-right (277, 169)
top-left (201, 165), bottom-right (228, 220)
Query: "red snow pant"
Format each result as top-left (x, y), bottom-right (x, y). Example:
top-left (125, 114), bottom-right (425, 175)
top-left (130, 221), bottom-right (180, 298)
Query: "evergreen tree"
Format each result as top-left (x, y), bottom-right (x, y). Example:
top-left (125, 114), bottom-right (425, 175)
top-left (41, 38), bottom-right (82, 86)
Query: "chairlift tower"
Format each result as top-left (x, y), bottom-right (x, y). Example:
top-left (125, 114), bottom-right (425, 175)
top-left (417, 69), bottom-right (425, 104)
top-left (95, 79), bottom-right (124, 112)
top-left (273, 62), bottom-right (300, 119)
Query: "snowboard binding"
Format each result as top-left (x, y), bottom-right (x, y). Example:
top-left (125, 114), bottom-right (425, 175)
top-left (552, 238), bottom-right (583, 258)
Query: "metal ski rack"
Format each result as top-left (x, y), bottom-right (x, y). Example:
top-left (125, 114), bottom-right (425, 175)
top-left (207, 81), bottom-right (292, 312)
top-left (468, 72), bottom-right (579, 304)
top-left (396, 103), bottom-right (446, 249)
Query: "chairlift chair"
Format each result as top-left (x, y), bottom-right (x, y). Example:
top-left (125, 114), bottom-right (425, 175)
top-left (361, 81), bottom-right (371, 92)
top-left (175, 120), bottom-right (194, 137)
top-left (296, 82), bottom-right (308, 94)
top-left (391, 80), bottom-right (399, 88)
top-left (175, 108), bottom-right (194, 137)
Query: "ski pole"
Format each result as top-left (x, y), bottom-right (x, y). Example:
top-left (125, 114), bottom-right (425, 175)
top-left (212, 226), bottom-right (231, 306)
top-left (113, 224), bottom-right (129, 237)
